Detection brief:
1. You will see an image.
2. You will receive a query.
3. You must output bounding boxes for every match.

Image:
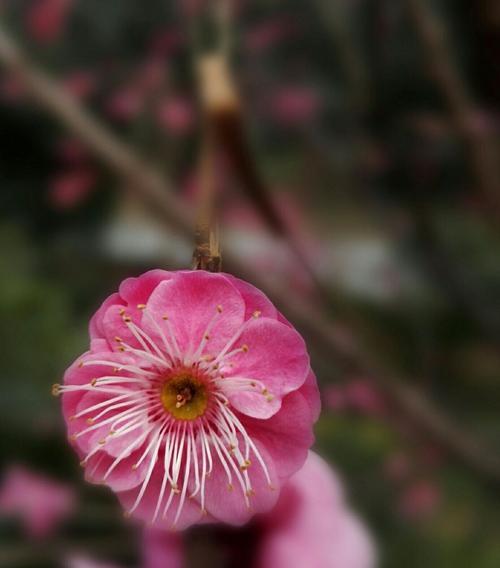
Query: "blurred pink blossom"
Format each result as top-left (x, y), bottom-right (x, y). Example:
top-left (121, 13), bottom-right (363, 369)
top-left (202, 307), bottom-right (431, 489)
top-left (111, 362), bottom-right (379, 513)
top-left (26, 0), bottom-right (74, 44)
top-left (55, 137), bottom-right (89, 164)
top-left (157, 96), bottom-right (195, 136)
top-left (244, 19), bottom-right (298, 53)
top-left (268, 86), bottom-right (322, 126)
top-left (62, 71), bottom-right (97, 101)
top-left (48, 168), bottom-right (97, 209)
top-left (383, 453), bottom-right (411, 483)
top-left (142, 528), bottom-right (184, 568)
top-left (344, 379), bottom-right (385, 417)
top-left (106, 87), bottom-right (144, 121)
top-left (149, 29), bottom-right (184, 57)
top-left (398, 479), bottom-right (440, 520)
top-left (0, 75), bottom-right (26, 102)
top-left (0, 465), bottom-right (75, 539)
top-left (144, 452), bottom-right (375, 568)
top-left (257, 451), bottom-right (375, 568)
top-left (324, 385), bottom-right (347, 412)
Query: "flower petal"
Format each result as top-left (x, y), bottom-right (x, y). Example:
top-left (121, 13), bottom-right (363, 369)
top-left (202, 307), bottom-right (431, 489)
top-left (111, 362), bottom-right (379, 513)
top-left (223, 273), bottom-right (278, 320)
top-left (144, 272), bottom-right (245, 357)
top-left (244, 390), bottom-right (313, 481)
top-left (203, 438), bottom-right (279, 525)
top-left (223, 318), bottom-right (309, 418)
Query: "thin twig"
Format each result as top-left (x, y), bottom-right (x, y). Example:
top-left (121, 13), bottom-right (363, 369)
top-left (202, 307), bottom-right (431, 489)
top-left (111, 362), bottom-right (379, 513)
top-left (407, 0), bottom-right (500, 220)
top-left (1, 23), bottom-right (500, 484)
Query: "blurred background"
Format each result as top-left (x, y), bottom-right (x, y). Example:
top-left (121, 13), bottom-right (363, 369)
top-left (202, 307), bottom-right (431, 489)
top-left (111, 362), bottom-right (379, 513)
top-left (1, 0), bottom-right (500, 566)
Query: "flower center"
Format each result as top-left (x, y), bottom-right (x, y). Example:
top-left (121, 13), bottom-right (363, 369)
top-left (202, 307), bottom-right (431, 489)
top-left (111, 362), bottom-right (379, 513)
top-left (161, 373), bottom-right (208, 420)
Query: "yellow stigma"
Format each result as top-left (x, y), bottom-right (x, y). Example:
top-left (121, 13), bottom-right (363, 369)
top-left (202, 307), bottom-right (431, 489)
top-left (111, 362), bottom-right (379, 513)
top-left (161, 373), bottom-right (208, 420)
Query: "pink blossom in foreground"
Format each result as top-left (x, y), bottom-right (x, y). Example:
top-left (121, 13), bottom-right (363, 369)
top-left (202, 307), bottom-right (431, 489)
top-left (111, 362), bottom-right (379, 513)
top-left (56, 270), bottom-right (319, 530)
top-left (142, 528), bottom-right (184, 568)
top-left (256, 451), bottom-right (375, 568)
top-left (0, 465), bottom-right (75, 539)
top-left (142, 452), bottom-right (375, 568)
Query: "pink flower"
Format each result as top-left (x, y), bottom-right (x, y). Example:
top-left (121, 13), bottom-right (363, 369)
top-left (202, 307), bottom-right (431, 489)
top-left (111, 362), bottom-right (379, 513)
top-left (141, 452), bottom-right (375, 568)
top-left (143, 528), bottom-right (184, 568)
top-left (267, 86), bottom-right (322, 126)
top-left (56, 270), bottom-right (319, 530)
top-left (398, 479), bottom-right (440, 521)
top-left (157, 97), bottom-right (195, 136)
top-left (106, 88), bottom-right (144, 121)
top-left (257, 452), bottom-right (376, 568)
top-left (344, 379), bottom-right (385, 417)
top-left (324, 385), bottom-right (347, 412)
top-left (244, 19), bottom-right (298, 53)
top-left (62, 71), bottom-right (97, 101)
top-left (0, 465), bottom-right (75, 539)
top-left (26, 0), bottom-right (74, 44)
top-left (48, 168), bottom-right (97, 209)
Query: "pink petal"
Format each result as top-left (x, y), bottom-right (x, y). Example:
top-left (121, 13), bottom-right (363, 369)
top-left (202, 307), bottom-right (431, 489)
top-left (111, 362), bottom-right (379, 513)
top-left (117, 461), bottom-right (205, 530)
top-left (225, 318), bottom-right (309, 418)
top-left (223, 273), bottom-right (278, 320)
top-left (89, 293), bottom-right (125, 341)
top-left (84, 450), bottom-right (148, 492)
top-left (202, 439), bottom-right (279, 525)
top-left (144, 272), bottom-right (245, 356)
top-left (297, 369), bottom-right (321, 422)
top-left (119, 270), bottom-right (173, 306)
top-left (245, 390), bottom-right (313, 481)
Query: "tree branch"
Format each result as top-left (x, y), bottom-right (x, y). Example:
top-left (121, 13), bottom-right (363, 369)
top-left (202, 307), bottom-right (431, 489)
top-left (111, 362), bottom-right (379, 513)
top-left (407, 0), bottom-right (500, 220)
top-left (1, 22), bottom-right (500, 484)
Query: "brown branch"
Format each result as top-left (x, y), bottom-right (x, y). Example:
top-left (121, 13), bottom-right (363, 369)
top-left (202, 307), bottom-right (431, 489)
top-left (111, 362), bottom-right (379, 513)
top-left (407, 0), bottom-right (500, 220)
top-left (1, 23), bottom-right (500, 484)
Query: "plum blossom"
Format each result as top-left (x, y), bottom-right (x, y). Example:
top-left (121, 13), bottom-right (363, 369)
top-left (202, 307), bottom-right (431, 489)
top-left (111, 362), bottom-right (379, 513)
top-left (0, 465), bottom-right (75, 539)
top-left (256, 451), bottom-right (376, 568)
top-left (55, 270), bottom-right (319, 530)
top-left (141, 452), bottom-right (376, 568)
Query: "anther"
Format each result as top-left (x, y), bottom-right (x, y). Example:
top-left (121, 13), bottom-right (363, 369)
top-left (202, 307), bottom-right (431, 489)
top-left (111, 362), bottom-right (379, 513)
top-left (86, 418), bottom-right (94, 425)
top-left (90, 378), bottom-right (98, 386)
top-left (114, 336), bottom-right (122, 343)
top-left (242, 344), bottom-right (249, 353)
top-left (240, 459), bottom-right (251, 471)
top-left (162, 314), bottom-right (169, 320)
top-left (51, 384), bottom-right (60, 396)
top-left (123, 315), bottom-right (132, 323)
top-left (246, 489), bottom-right (255, 497)
top-left (227, 483), bottom-right (234, 492)
top-left (137, 304), bottom-right (146, 310)
top-left (216, 305), bottom-right (223, 313)
top-left (204, 334), bottom-right (210, 340)
top-left (253, 310), bottom-right (261, 318)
